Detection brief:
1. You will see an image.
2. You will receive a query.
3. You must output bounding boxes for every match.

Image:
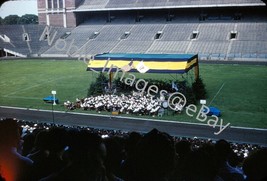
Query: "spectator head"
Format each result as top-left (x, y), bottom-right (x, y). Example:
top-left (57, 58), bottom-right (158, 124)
top-left (133, 129), bottom-right (176, 180)
top-left (125, 131), bottom-right (142, 156)
top-left (0, 119), bottom-right (33, 181)
top-left (184, 149), bottom-right (217, 181)
top-left (0, 118), bottom-right (20, 149)
top-left (33, 129), bottom-right (50, 151)
top-left (46, 127), bottom-right (67, 153)
top-left (175, 140), bottom-right (192, 159)
top-left (104, 137), bottom-right (123, 177)
top-left (228, 149), bottom-right (243, 168)
top-left (67, 130), bottom-right (107, 180)
top-left (215, 139), bottom-right (232, 161)
top-left (68, 130), bottom-right (106, 162)
top-left (243, 148), bottom-right (267, 181)
top-left (21, 132), bottom-right (35, 156)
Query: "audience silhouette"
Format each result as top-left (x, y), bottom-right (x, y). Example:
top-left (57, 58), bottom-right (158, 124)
top-left (0, 118), bottom-right (33, 181)
top-left (0, 118), bottom-right (266, 181)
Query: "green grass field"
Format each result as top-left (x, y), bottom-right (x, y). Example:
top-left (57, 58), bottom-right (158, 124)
top-left (0, 59), bottom-right (267, 128)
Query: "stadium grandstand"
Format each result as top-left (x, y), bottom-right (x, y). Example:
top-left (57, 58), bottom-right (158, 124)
top-left (1, 1), bottom-right (267, 180)
top-left (0, 0), bottom-right (266, 60)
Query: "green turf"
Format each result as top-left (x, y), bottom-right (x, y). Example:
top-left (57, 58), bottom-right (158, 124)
top-left (0, 59), bottom-right (266, 128)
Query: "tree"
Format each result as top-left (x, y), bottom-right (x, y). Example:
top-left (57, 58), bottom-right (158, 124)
top-left (185, 86), bottom-right (196, 105)
top-left (192, 77), bottom-right (207, 100)
top-left (0, 17), bottom-right (2, 25)
top-left (3, 15), bottom-right (20, 25)
top-left (87, 73), bottom-right (108, 96)
top-left (18, 14), bottom-right (38, 24)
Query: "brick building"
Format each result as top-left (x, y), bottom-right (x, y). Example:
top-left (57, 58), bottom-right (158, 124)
top-left (37, 0), bottom-right (83, 27)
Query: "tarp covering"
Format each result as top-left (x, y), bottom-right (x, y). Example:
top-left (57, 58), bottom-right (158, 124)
top-left (87, 53), bottom-right (198, 74)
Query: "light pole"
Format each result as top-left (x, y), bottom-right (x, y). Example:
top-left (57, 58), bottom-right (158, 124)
top-left (51, 90), bottom-right (57, 125)
top-left (52, 90), bottom-right (57, 105)
top-left (200, 99), bottom-right (207, 118)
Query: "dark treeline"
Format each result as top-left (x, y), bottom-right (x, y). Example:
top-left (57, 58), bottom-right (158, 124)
top-left (0, 14), bottom-right (38, 25)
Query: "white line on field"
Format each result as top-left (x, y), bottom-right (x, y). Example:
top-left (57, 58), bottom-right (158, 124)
top-left (1, 95), bottom-right (41, 100)
top-left (4, 83), bottom-right (45, 97)
top-left (4, 75), bottom-right (74, 97)
top-left (209, 82), bottom-right (225, 106)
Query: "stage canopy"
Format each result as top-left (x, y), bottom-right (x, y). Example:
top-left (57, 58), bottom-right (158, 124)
top-left (87, 53), bottom-right (199, 78)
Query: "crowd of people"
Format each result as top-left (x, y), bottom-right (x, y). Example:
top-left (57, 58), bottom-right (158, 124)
top-left (0, 118), bottom-right (267, 181)
top-left (64, 92), bottom-right (183, 116)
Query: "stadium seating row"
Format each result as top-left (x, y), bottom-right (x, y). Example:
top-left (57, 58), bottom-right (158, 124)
top-left (76, 0), bottom-right (264, 10)
top-left (0, 21), bottom-right (267, 59)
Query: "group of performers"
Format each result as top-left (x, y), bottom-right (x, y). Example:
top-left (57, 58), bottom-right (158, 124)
top-left (64, 91), bottom-right (184, 116)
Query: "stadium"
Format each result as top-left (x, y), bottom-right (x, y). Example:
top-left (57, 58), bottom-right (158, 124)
top-left (0, 0), bottom-right (267, 180)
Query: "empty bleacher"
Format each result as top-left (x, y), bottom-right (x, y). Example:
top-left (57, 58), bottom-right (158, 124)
top-left (94, 24), bottom-right (132, 41)
top-left (111, 40), bottom-right (153, 53)
top-left (189, 41), bottom-right (230, 55)
top-left (44, 25), bottom-right (100, 56)
top-left (68, 21), bottom-right (267, 59)
top-left (0, 25), bottom-right (30, 56)
top-left (22, 25), bottom-right (69, 55)
top-left (1, 0), bottom-right (267, 61)
top-left (197, 23), bottom-right (235, 41)
top-left (236, 23), bottom-right (267, 41)
top-left (76, 0), bottom-right (265, 10)
top-left (229, 22), bottom-right (267, 58)
top-left (0, 25), bottom-right (71, 57)
top-left (108, 23), bottom-right (163, 53)
top-left (1, 20), bottom-right (267, 60)
top-left (81, 40), bottom-right (118, 55)
top-left (160, 23), bottom-right (198, 41)
top-left (22, 25), bottom-right (45, 55)
top-left (147, 41), bottom-right (189, 54)
top-left (76, 0), bottom-right (109, 10)
top-left (231, 41), bottom-right (267, 54)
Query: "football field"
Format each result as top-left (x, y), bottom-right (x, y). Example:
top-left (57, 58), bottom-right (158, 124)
top-left (0, 59), bottom-right (266, 128)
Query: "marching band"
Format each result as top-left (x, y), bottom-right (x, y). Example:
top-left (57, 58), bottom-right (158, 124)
top-left (64, 91), bottom-right (184, 116)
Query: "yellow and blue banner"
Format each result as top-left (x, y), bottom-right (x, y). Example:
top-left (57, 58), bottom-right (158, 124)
top-left (87, 53), bottom-right (198, 75)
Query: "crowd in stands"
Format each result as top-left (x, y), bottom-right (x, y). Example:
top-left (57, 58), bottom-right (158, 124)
top-left (0, 118), bottom-right (267, 181)
top-left (64, 92), bottom-right (183, 116)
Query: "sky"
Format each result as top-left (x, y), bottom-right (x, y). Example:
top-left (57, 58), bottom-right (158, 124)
top-left (0, 0), bottom-right (38, 18)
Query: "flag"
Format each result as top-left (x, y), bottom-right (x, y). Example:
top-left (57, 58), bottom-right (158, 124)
top-left (172, 81), bottom-right (179, 91)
